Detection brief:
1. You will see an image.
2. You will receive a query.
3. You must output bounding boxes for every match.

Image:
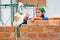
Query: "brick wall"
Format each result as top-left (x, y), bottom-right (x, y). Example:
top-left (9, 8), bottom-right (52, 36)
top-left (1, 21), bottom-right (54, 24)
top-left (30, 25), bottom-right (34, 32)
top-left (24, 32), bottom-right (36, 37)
top-left (18, 20), bottom-right (60, 40)
top-left (0, 20), bottom-right (60, 40)
top-left (0, 26), bottom-right (16, 40)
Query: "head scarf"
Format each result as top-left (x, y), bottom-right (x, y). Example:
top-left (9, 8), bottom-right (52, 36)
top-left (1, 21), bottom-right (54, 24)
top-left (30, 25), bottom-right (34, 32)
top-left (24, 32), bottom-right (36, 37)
top-left (35, 6), bottom-right (46, 13)
top-left (39, 6), bottom-right (46, 13)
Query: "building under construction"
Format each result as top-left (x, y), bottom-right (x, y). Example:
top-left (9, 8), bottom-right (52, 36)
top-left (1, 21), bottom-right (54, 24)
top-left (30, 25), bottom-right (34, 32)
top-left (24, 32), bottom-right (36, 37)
top-left (0, 0), bottom-right (60, 40)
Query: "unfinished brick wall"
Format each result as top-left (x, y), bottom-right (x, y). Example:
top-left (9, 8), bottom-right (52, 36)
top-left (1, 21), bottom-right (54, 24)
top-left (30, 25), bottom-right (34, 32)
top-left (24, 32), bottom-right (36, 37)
top-left (18, 20), bottom-right (60, 40)
top-left (0, 26), bottom-right (16, 40)
top-left (0, 20), bottom-right (60, 40)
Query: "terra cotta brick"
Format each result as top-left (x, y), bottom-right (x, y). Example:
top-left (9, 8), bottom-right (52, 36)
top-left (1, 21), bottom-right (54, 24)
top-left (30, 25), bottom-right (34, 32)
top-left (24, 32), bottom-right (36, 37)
top-left (20, 26), bottom-right (30, 32)
top-left (38, 34), bottom-right (48, 38)
top-left (49, 20), bottom-right (60, 26)
top-left (55, 27), bottom-right (60, 32)
top-left (27, 20), bottom-right (37, 25)
top-left (49, 34), bottom-right (59, 39)
top-left (32, 26), bottom-right (42, 32)
top-left (0, 38), bottom-right (4, 40)
top-left (42, 26), bottom-right (53, 33)
top-left (28, 33), bottom-right (36, 39)
top-left (0, 27), bottom-right (4, 32)
top-left (0, 32), bottom-right (8, 38)
top-left (6, 26), bottom-right (15, 32)
top-left (37, 20), bottom-right (48, 26)
top-left (10, 32), bottom-right (16, 38)
top-left (5, 38), bottom-right (16, 40)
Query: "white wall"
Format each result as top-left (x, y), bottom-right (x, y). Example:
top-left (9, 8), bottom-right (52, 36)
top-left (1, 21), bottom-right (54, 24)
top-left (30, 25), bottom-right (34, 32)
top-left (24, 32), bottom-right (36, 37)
top-left (1, 8), bottom-right (11, 26)
top-left (23, 7), bottom-right (36, 18)
top-left (0, 0), bottom-right (17, 26)
top-left (0, 0), bottom-right (11, 26)
top-left (46, 0), bottom-right (60, 18)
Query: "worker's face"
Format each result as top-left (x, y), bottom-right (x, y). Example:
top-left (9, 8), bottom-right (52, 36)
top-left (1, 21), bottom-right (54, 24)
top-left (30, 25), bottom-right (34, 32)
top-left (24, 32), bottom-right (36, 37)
top-left (18, 6), bottom-right (24, 15)
top-left (36, 9), bottom-right (43, 17)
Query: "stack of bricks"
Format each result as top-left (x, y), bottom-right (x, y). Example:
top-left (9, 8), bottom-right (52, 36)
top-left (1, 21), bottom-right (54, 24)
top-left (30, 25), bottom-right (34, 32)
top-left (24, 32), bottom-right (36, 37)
top-left (18, 20), bottom-right (60, 40)
top-left (0, 26), bottom-right (16, 40)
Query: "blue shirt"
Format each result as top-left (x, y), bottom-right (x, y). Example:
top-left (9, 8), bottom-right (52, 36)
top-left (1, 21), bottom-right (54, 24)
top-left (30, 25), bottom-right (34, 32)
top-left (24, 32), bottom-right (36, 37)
top-left (22, 17), bottom-right (48, 24)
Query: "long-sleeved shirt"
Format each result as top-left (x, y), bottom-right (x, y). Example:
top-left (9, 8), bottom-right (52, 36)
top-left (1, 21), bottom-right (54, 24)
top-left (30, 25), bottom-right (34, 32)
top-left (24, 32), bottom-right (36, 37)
top-left (22, 16), bottom-right (48, 24)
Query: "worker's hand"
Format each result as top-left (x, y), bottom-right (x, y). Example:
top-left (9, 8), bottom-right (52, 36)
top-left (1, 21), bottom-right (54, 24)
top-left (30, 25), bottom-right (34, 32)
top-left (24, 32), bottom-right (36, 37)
top-left (23, 13), bottom-right (29, 20)
top-left (25, 13), bottom-right (29, 17)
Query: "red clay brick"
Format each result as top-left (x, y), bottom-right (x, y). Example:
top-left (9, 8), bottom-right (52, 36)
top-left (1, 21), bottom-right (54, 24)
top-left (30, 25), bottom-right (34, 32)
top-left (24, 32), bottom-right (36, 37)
top-left (10, 32), bottom-right (16, 38)
top-left (6, 26), bottom-right (15, 32)
top-left (31, 17), bottom-right (42, 20)
top-left (20, 26), bottom-right (30, 32)
top-left (27, 0), bottom-right (37, 4)
top-left (27, 20), bottom-right (37, 25)
top-left (49, 34), bottom-right (59, 39)
top-left (6, 26), bottom-right (15, 27)
top-left (20, 0), bottom-right (27, 4)
top-left (0, 38), bottom-right (4, 40)
top-left (5, 38), bottom-right (16, 40)
top-left (55, 27), bottom-right (60, 32)
top-left (20, 32), bottom-right (26, 39)
top-left (49, 20), bottom-right (59, 26)
top-left (19, 38), bottom-right (30, 40)
top-left (49, 18), bottom-right (60, 20)
top-left (19, 0), bottom-right (46, 6)
top-left (28, 33), bottom-right (36, 39)
top-left (0, 27), bottom-right (4, 32)
top-left (0, 32), bottom-right (8, 38)
top-left (42, 26), bottom-right (53, 33)
top-left (37, 0), bottom-right (46, 6)
top-left (32, 26), bottom-right (42, 32)
top-left (37, 20), bottom-right (48, 26)
top-left (38, 34), bottom-right (48, 38)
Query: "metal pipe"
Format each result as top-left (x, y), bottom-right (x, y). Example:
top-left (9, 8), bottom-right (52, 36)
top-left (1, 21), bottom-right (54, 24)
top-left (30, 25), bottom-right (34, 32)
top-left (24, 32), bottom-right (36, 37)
top-left (0, 4), bottom-right (37, 7)
top-left (0, 0), bottom-right (1, 21)
top-left (10, 0), bottom-right (12, 26)
top-left (16, 0), bottom-right (18, 12)
top-left (11, 0), bottom-right (13, 26)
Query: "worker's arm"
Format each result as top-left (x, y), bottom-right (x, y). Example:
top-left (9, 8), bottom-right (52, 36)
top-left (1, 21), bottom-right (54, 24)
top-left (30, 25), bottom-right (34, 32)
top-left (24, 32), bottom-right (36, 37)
top-left (19, 19), bottom-right (27, 27)
top-left (19, 13), bottom-right (29, 26)
top-left (22, 13), bottom-right (29, 24)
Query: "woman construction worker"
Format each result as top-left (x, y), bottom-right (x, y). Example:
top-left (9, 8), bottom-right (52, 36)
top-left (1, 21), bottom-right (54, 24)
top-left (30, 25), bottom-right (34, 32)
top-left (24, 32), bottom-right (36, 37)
top-left (22, 6), bottom-right (48, 24)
